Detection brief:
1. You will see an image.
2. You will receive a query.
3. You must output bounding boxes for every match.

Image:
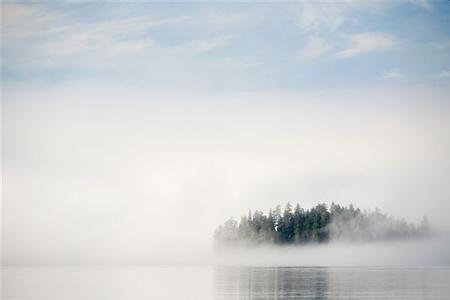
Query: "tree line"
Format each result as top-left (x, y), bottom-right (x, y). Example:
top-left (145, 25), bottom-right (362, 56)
top-left (214, 203), bottom-right (430, 246)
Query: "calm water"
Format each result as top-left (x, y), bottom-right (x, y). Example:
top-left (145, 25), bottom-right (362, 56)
top-left (2, 265), bottom-right (450, 299)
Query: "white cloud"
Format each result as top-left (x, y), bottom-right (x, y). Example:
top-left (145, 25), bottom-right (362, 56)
top-left (409, 0), bottom-right (432, 10)
top-left (294, 1), bottom-right (388, 34)
top-left (2, 4), bottom-right (190, 70)
top-left (380, 70), bottom-right (403, 79)
top-left (296, 3), bottom-right (345, 33)
top-left (294, 4), bottom-right (400, 63)
top-left (190, 10), bottom-right (251, 32)
top-left (438, 40), bottom-right (450, 49)
top-left (3, 3), bottom-right (244, 76)
top-left (2, 4), bottom-right (69, 45)
top-left (177, 35), bottom-right (235, 54)
top-left (295, 36), bottom-right (332, 62)
top-left (34, 20), bottom-right (159, 59)
top-left (435, 70), bottom-right (450, 79)
top-left (336, 32), bottom-right (398, 58)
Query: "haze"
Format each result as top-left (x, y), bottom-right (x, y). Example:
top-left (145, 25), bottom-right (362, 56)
top-left (2, 2), bottom-right (450, 266)
top-left (3, 85), bottom-right (450, 265)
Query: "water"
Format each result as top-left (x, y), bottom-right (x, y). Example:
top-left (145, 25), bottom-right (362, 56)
top-left (3, 265), bottom-right (450, 299)
top-left (214, 266), bottom-right (450, 299)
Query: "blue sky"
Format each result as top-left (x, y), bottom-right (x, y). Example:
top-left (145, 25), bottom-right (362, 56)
top-left (2, 1), bottom-right (450, 91)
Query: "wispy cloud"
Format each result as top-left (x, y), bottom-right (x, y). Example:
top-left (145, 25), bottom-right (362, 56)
top-left (2, 2), bottom-right (448, 90)
top-left (2, 4), bottom-right (69, 44)
top-left (295, 36), bottom-right (332, 63)
top-left (294, 4), bottom-right (399, 63)
top-left (438, 40), bottom-right (450, 50)
top-left (32, 17), bottom-right (161, 59)
top-left (380, 70), bottom-right (403, 80)
top-left (3, 3), bottom-right (247, 75)
top-left (295, 3), bottom-right (345, 33)
top-left (3, 4), bottom-right (187, 44)
top-left (336, 32), bottom-right (398, 59)
top-left (409, 0), bottom-right (432, 10)
top-left (2, 4), bottom-right (193, 70)
top-left (176, 35), bottom-right (235, 54)
top-left (435, 70), bottom-right (450, 79)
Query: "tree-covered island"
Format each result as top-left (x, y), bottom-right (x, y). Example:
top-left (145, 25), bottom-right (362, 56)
top-left (214, 203), bottom-right (430, 246)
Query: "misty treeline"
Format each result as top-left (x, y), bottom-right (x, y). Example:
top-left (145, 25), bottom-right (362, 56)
top-left (214, 203), bottom-right (430, 246)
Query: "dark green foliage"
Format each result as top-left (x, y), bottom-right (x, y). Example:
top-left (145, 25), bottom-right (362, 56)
top-left (214, 202), bottom-right (429, 246)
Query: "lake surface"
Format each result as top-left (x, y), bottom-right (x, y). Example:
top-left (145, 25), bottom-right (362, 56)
top-left (2, 265), bottom-right (450, 299)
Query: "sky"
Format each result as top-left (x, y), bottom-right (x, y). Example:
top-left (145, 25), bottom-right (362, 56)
top-left (2, 1), bottom-right (450, 265)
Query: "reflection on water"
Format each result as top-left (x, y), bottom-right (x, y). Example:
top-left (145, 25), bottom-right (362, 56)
top-left (215, 267), bottom-right (328, 299)
top-left (2, 265), bottom-right (450, 299)
top-left (214, 266), bottom-right (450, 299)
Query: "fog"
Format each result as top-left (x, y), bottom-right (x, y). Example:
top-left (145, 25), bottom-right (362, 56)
top-left (213, 236), bottom-right (450, 266)
top-left (3, 84), bottom-right (450, 265)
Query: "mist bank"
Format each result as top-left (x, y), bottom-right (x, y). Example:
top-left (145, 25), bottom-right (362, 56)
top-left (213, 235), bottom-right (450, 267)
top-left (5, 236), bottom-right (449, 267)
top-left (4, 86), bottom-right (450, 266)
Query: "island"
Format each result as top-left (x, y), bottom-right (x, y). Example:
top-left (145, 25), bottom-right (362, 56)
top-left (214, 203), bottom-right (430, 246)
